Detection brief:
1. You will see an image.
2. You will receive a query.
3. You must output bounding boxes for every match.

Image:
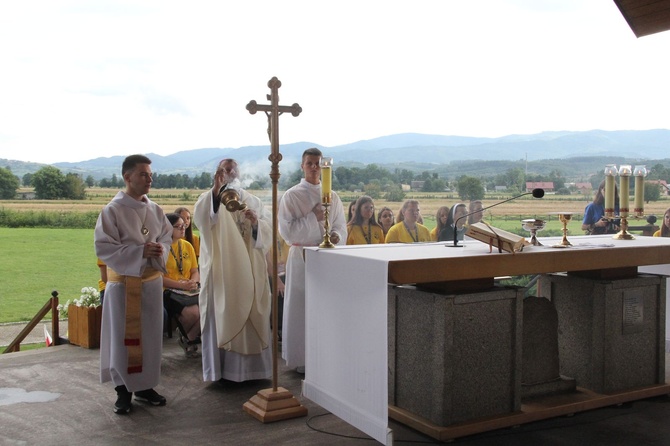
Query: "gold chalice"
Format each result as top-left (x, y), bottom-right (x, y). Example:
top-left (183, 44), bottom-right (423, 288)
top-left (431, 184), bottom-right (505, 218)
top-left (521, 219), bottom-right (546, 246)
top-left (550, 212), bottom-right (573, 248)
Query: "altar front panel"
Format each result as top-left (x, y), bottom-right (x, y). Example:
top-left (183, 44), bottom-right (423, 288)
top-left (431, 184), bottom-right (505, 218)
top-left (303, 248), bottom-right (391, 445)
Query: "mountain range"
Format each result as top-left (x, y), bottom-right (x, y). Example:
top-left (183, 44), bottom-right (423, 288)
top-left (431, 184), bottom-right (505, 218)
top-left (3, 129), bottom-right (670, 181)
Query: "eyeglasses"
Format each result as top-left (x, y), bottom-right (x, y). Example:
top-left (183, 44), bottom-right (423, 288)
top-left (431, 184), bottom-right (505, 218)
top-left (173, 224), bottom-right (186, 230)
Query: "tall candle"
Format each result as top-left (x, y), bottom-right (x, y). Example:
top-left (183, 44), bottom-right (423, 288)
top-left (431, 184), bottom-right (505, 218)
top-left (604, 165), bottom-right (616, 217)
top-left (320, 157), bottom-right (333, 204)
top-left (619, 165), bottom-right (632, 218)
top-left (634, 165), bottom-right (647, 217)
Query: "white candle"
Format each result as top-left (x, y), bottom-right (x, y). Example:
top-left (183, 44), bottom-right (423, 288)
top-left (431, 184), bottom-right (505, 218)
top-left (619, 165), bottom-right (632, 218)
top-left (320, 157), bottom-right (333, 204)
top-left (633, 165), bottom-right (647, 217)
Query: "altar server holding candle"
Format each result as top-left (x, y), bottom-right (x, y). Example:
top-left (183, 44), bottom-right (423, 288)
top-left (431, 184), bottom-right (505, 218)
top-left (278, 148), bottom-right (346, 372)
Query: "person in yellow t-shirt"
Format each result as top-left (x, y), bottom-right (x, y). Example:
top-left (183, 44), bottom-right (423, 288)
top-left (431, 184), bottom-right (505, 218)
top-left (385, 199), bottom-right (431, 243)
top-left (175, 207), bottom-right (200, 259)
top-left (347, 196), bottom-right (385, 245)
top-left (653, 208), bottom-right (670, 237)
top-left (430, 206), bottom-right (450, 241)
top-left (377, 206), bottom-right (395, 236)
top-left (163, 213), bottom-right (201, 357)
top-left (97, 257), bottom-right (107, 302)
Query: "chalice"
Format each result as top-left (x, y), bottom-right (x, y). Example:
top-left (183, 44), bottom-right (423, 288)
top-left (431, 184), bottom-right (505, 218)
top-left (521, 219), bottom-right (546, 246)
top-left (551, 212), bottom-right (573, 248)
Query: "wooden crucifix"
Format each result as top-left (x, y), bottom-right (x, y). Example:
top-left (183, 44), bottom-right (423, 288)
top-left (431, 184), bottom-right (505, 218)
top-left (242, 77), bottom-right (306, 423)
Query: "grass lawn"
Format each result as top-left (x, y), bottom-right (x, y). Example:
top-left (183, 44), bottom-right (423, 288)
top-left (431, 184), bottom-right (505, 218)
top-left (0, 228), bottom-right (99, 323)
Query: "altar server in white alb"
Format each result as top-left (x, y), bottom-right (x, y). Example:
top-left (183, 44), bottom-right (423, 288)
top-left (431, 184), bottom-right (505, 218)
top-left (278, 148), bottom-right (347, 373)
top-left (194, 158), bottom-right (273, 382)
top-left (95, 154), bottom-right (173, 415)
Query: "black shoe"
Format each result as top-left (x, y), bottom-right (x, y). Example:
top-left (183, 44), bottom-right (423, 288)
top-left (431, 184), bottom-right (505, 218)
top-left (134, 388), bottom-right (166, 406)
top-left (114, 385), bottom-right (132, 414)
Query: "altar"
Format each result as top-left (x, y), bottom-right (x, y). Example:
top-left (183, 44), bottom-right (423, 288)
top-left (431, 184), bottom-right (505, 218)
top-left (302, 235), bottom-right (670, 445)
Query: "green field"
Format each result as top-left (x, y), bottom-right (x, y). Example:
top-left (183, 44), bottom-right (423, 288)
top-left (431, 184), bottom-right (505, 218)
top-left (0, 228), bottom-right (99, 323)
top-left (0, 217), bottom-right (591, 324)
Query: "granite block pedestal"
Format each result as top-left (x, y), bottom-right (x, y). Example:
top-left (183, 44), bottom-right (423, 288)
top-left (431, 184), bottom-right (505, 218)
top-left (539, 273), bottom-right (666, 393)
top-left (388, 284), bottom-right (523, 426)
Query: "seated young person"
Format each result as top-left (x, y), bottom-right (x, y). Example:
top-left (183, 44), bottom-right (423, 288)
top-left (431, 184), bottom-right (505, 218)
top-left (385, 199), bottom-right (431, 243)
top-left (430, 206), bottom-right (450, 241)
top-left (163, 213), bottom-right (201, 357)
top-left (347, 196), bottom-right (385, 244)
top-left (654, 207), bottom-right (670, 237)
top-left (438, 203), bottom-right (467, 242)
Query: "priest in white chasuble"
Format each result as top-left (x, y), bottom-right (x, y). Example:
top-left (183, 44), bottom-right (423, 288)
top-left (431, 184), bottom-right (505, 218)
top-left (194, 158), bottom-right (272, 382)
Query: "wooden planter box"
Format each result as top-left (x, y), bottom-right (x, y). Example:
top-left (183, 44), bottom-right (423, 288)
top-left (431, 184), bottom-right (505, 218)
top-left (68, 305), bottom-right (102, 349)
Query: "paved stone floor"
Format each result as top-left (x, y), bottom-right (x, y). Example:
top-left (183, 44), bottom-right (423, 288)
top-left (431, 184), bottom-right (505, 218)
top-left (2, 331), bottom-right (670, 445)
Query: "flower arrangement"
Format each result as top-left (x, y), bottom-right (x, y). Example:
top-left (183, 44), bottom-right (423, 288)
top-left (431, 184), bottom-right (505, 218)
top-left (57, 287), bottom-right (101, 318)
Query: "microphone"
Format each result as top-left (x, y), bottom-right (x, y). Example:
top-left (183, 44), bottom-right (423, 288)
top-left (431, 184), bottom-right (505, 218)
top-left (448, 188), bottom-right (545, 247)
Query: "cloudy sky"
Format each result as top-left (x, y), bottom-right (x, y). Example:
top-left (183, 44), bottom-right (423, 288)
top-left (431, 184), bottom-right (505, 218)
top-left (1, 1), bottom-right (669, 164)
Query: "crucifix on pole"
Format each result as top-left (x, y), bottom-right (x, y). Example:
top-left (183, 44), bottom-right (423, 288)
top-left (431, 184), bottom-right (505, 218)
top-left (242, 77), bottom-right (307, 423)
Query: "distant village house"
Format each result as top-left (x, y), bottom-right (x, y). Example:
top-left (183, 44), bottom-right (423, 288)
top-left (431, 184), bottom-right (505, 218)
top-left (647, 179), bottom-right (670, 196)
top-left (574, 182), bottom-right (592, 194)
top-left (526, 182), bottom-right (554, 192)
top-left (410, 180), bottom-right (425, 191)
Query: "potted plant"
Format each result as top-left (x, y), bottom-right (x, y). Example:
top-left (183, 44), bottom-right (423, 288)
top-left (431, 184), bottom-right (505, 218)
top-left (58, 287), bottom-right (102, 349)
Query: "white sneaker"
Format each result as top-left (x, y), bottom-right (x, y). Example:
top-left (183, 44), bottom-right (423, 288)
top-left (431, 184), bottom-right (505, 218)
top-left (295, 366), bottom-right (305, 374)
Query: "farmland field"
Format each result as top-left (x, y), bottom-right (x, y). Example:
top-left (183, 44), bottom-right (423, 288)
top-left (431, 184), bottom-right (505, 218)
top-left (1, 188), bottom-right (668, 324)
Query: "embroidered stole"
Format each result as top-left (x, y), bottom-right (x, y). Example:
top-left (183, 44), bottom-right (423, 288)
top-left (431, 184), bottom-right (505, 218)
top-left (108, 267), bottom-right (161, 374)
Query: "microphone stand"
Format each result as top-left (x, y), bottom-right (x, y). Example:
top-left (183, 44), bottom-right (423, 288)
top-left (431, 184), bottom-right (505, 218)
top-left (451, 189), bottom-right (544, 247)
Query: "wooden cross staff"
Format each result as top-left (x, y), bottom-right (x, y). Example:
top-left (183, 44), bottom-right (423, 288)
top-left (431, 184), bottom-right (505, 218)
top-left (243, 77), bottom-right (306, 423)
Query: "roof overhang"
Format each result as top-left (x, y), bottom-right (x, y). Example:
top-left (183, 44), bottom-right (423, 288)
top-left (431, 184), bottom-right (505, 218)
top-left (614, 0), bottom-right (670, 37)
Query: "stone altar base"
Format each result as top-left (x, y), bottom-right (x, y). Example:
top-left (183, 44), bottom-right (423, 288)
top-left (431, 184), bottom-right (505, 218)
top-left (539, 273), bottom-right (666, 394)
top-left (521, 296), bottom-right (576, 399)
top-left (388, 284), bottom-right (523, 426)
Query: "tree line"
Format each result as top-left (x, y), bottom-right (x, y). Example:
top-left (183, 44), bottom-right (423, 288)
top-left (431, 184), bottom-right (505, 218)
top-left (1, 162), bottom-right (668, 202)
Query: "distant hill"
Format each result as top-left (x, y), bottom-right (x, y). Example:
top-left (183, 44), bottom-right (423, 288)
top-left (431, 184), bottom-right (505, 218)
top-left (2, 129), bottom-right (670, 181)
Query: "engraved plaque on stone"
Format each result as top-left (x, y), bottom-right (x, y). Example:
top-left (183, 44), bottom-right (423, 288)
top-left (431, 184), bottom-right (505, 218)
top-left (622, 289), bottom-right (644, 335)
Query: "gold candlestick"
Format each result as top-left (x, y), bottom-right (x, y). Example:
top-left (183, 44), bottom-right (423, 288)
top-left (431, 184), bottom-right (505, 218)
top-left (612, 165), bottom-right (634, 240)
top-left (319, 202), bottom-right (335, 248)
top-left (612, 215), bottom-right (635, 240)
top-left (319, 156), bottom-right (335, 249)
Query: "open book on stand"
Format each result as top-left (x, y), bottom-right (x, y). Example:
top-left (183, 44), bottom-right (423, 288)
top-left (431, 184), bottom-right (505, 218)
top-left (465, 222), bottom-right (530, 254)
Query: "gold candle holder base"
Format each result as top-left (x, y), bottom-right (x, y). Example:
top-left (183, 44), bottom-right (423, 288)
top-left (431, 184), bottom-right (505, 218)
top-left (319, 202), bottom-right (335, 248)
top-left (611, 215), bottom-right (636, 240)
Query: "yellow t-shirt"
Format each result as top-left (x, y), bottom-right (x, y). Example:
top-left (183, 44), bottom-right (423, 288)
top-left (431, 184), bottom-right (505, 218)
top-left (347, 224), bottom-right (385, 245)
top-left (654, 229), bottom-right (661, 237)
top-left (191, 234), bottom-right (200, 257)
top-left (429, 226), bottom-right (439, 241)
top-left (97, 257), bottom-right (106, 292)
top-left (165, 239), bottom-right (198, 282)
top-left (385, 222), bottom-right (431, 243)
